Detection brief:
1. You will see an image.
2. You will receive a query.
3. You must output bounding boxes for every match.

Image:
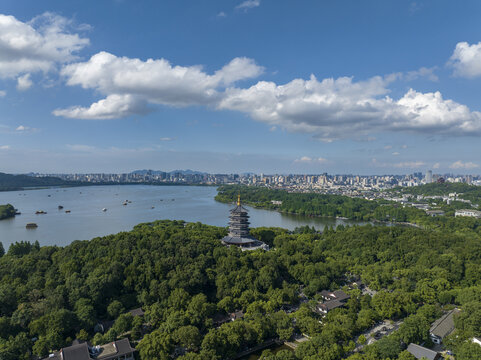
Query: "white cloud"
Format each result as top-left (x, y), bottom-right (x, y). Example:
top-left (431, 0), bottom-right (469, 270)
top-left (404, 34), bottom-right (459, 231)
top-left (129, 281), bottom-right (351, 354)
top-left (393, 161), bottom-right (425, 168)
top-left (404, 67), bottom-right (438, 82)
top-left (0, 145), bottom-right (10, 150)
top-left (392, 152), bottom-right (400, 156)
top-left (0, 12), bottom-right (89, 80)
top-left (16, 73), bottom-right (32, 91)
top-left (15, 125), bottom-right (38, 133)
top-left (219, 75), bottom-right (481, 141)
top-left (294, 156), bottom-right (327, 164)
top-left (159, 137), bottom-right (175, 141)
top-left (449, 160), bottom-right (479, 169)
top-left (449, 42), bottom-right (481, 78)
top-left (0, 90), bottom-right (5, 97)
top-left (66, 144), bottom-right (96, 152)
top-left (55, 50), bottom-right (481, 141)
top-left (55, 52), bottom-right (263, 119)
top-left (236, 0), bottom-right (260, 10)
top-left (217, 12), bottom-right (227, 17)
top-left (53, 94), bottom-right (150, 120)
top-left (384, 145), bottom-right (392, 150)
top-left (433, 162), bottom-right (440, 169)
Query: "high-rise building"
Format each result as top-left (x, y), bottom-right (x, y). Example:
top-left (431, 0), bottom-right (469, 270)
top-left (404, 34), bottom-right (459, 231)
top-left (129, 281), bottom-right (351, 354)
top-left (426, 170), bottom-right (433, 184)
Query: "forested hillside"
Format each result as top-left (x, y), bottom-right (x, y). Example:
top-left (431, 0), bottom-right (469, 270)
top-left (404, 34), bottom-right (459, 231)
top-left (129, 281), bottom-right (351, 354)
top-left (0, 220), bottom-right (480, 359)
top-left (0, 173), bottom-right (73, 191)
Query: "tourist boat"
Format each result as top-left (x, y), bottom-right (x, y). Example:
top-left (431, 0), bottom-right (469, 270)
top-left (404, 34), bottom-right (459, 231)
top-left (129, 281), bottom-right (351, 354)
top-left (102, 208), bottom-right (107, 212)
top-left (35, 210), bottom-right (47, 214)
top-left (123, 202), bottom-right (128, 205)
top-left (65, 210), bottom-right (71, 213)
top-left (26, 223), bottom-right (38, 229)
top-left (151, 206), bottom-right (155, 209)
top-left (58, 205), bottom-right (64, 210)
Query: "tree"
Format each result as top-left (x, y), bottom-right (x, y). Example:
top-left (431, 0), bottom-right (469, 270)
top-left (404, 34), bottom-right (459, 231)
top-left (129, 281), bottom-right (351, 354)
top-left (397, 350), bottom-right (416, 360)
top-left (107, 300), bottom-right (125, 319)
top-left (112, 313), bottom-right (133, 334)
top-left (173, 325), bottom-right (201, 350)
top-left (137, 330), bottom-right (173, 360)
top-left (397, 314), bottom-right (430, 345)
top-left (374, 336), bottom-right (402, 359)
top-left (92, 332), bottom-right (104, 345)
top-left (76, 329), bottom-right (89, 341)
top-left (75, 298), bottom-right (96, 329)
top-left (456, 342), bottom-right (481, 360)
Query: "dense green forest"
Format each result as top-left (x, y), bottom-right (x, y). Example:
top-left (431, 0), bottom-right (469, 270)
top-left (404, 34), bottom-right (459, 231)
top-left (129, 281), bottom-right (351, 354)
top-left (0, 204), bottom-right (15, 220)
top-left (0, 219), bottom-right (480, 359)
top-left (0, 173), bottom-right (75, 191)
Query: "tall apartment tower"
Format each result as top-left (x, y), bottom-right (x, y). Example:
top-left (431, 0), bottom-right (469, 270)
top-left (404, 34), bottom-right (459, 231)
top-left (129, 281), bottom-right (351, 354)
top-left (426, 170), bottom-right (433, 184)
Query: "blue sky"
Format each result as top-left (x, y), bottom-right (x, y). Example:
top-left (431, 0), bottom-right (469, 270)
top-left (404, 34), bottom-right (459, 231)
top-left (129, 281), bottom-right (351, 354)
top-left (1, 0), bottom-right (481, 174)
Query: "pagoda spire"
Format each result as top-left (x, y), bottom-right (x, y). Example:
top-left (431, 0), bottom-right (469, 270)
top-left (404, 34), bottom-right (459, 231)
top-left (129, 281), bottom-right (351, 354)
top-left (237, 194), bottom-right (241, 206)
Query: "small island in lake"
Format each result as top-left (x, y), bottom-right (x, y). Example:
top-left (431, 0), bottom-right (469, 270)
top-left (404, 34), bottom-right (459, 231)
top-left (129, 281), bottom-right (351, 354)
top-left (0, 204), bottom-right (16, 220)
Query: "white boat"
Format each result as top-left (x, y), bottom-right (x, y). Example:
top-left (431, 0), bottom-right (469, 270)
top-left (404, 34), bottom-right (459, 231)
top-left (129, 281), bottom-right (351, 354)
top-left (102, 208), bottom-right (107, 212)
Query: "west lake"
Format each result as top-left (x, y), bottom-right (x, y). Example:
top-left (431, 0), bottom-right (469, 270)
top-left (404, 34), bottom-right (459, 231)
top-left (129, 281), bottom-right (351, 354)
top-left (0, 185), bottom-right (366, 249)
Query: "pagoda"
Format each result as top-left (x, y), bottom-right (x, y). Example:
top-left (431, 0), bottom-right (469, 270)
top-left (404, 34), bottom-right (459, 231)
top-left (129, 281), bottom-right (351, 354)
top-left (222, 195), bottom-right (269, 251)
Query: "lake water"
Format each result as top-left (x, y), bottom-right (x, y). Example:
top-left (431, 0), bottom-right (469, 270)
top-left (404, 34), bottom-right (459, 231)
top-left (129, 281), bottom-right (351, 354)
top-left (0, 185), bottom-right (366, 249)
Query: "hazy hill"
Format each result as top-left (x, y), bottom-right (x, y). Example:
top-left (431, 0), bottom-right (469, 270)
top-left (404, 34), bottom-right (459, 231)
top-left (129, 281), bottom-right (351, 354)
top-left (0, 172), bottom-right (71, 191)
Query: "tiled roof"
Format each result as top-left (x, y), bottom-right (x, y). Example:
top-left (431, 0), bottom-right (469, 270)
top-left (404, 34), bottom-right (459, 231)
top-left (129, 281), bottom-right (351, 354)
top-left (407, 343), bottom-right (439, 360)
top-left (430, 309), bottom-right (460, 338)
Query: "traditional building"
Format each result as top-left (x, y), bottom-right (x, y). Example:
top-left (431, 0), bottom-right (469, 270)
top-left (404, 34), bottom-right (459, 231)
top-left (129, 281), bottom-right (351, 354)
top-left (221, 195), bottom-right (269, 251)
top-left (43, 338), bottom-right (135, 360)
top-left (429, 308), bottom-right (460, 344)
top-left (407, 343), bottom-right (440, 360)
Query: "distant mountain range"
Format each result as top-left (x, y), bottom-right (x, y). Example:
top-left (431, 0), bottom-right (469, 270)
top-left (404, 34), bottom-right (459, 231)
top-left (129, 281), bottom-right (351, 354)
top-left (131, 169), bottom-right (208, 175)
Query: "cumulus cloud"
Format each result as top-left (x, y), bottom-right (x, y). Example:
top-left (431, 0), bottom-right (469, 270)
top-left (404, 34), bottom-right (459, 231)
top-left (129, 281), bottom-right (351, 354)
top-left (55, 50), bottom-right (481, 141)
top-left (0, 90), bottom-right (5, 97)
top-left (54, 52), bottom-right (263, 119)
top-left (0, 145), bottom-right (10, 150)
top-left (294, 156), bottom-right (328, 164)
top-left (449, 160), bottom-right (479, 169)
top-left (0, 12), bottom-right (89, 82)
top-left (449, 41), bottom-right (481, 78)
top-left (219, 75), bottom-right (481, 141)
top-left (16, 73), bottom-right (32, 90)
top-left (159, 137), bottom-right (175, 141)
top-left (236, 0), bottom-right (260, 10)
top-left (53, 94), bottom-right (151, 120)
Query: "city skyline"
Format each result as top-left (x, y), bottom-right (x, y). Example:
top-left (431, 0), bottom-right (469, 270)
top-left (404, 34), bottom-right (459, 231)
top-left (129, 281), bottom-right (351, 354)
top-left (1, 1), bottom-right (481, 174)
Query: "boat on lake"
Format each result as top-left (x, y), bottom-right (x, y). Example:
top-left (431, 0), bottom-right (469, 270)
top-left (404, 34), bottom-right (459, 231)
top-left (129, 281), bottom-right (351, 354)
top-left (102, 208), bottom-right (107, 212)
top-left (26, 223), bottom-right (38, 229)
top-left (35, 210), bottom-right (47, 214)
top-left (58, 205), bottom-right (64, 210)
top-left (65, 210), bottom-right (71, 213)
